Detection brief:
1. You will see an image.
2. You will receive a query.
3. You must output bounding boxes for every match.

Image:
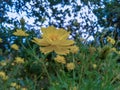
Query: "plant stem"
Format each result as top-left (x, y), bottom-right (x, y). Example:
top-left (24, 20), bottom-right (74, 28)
top-left (72, 54), bottom-right (75, 85)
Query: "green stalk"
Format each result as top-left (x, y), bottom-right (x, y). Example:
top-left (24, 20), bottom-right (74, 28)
top-left (72, 54), bottom-right (75, 86)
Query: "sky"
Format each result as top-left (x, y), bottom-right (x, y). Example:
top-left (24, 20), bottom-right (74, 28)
top-left (5, 0), bottom-right (101, 41)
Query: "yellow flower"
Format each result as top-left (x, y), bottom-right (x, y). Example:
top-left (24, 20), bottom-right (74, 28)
top-left (73, 86), bottom-right (77, 90)
top-left (40, 88), bottom-right (44, 90)
top-left (11, 82), bottom-right (17, 87)
top-left (0, 38), bottom-right (2, 43)
top-left (110, 48), bottom-right (117, 53)
top-left (13, 29), bottom-right (29, 36)
top-left (93, 64), bottom-right (97, 69)
top-left (32, 26), bottom-right (75, 55)
top-left (11, 44), bottom-right (19, 50)
top-left (21, 88), bottom-right (27, 90)
top-left (66, 62), bottom-right (75, 70)
top-left (10, 82), bottom-right (20, 90)
top-left (0, 61), bottom-right (7, 66)
top-left (14, 57), bottom-right (24, 64)
top-left (117, 51), bottom-right (120, 54)
top-left (15, 85), bottom-right (21, 89)
top-left (69, 46), bottom-right (79, 54)
top-left (11, 62), bottom-right (15, 66)
top-left (10, 82), bottom-right (21, 89)
top-left (107, 36), bottom-right (115, 45)
top-left (70, 86), bottom-right (77, 90)
top-left (0, 71), bottom-right (6, 77)
top-left (0, 71), bottom-right (8, 80)
top-left (54, 55), bottom-right (66, 64)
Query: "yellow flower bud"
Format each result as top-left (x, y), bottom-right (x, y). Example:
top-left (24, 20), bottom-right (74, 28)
top-left (11, 44), bottom-right (19, 50)
top-left (66, 63), bottom-right (75, 70)
top-left (54, 55), bottom-right (66, 64)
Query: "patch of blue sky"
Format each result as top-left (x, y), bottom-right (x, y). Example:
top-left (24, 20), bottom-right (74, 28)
top-left (5, 0), bottom-right (102, 41)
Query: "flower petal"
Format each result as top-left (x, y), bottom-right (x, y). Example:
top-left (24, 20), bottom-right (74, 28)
top-left (32, 38), bottom-right (50, 46)
top-left (40, 46), bottom-right (54, 54)
top-left (59, 40), bottom-right (74, 46)
top-left (54, 46), bottom-right (70, 55)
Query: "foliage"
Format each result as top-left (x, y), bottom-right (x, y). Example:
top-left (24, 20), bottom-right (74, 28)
top-left (0, 26), bottom-right (120, 90)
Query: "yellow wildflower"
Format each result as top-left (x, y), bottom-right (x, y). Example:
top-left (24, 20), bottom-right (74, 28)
top-left (0, 61), bottom-right (7, 66)
top-left (66, 62), bottom-right (75, 70)
top-left (10, 82), bottom-right (21, 89)
top-left (70, 86), bottom-right (77, 90)
top-left (21, 88), bottom-right (28, 90)
top-left (107, 36), bottom-right (115, 45)
top-left (11, 62), bottom-right (15, 66)
top-left (0, 38), bottom-right (2, 43)
top-left (32, 26), bottom-right (75, 55)
top-left (54, 55), bottom-right (66, 64)
top-left (14, 57), bottom-right (24, 64)
top-left (93, 64), bottom-right (97, 69)
top-left (11, 82), bottom-right (17, 87)
top-left (110, 48), bottom-right (117, 53)
top-left (13, 29), bottom-right (29, 36)
top-left (11, 44), bottom-right (19, 50)
top-left (15, 85), bottom-right (21, 89)
top-left (69, 46), bottom-right (79, 54)
top-left (0, 71), bottom-right (6, 77)
top-left (3, 76), bottom-right (8, 80)
top-left (117, 51), bottom-right (120, 54)
top-left (41, 88), bottom-right (44, 90)
top-left (73, 86), bottom-right (77, 90)
top-left (0, 71), bottom-right (8, 80)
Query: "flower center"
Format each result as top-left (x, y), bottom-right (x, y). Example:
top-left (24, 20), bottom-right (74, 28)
top-left (50, 34), bottom-right (58, 41)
